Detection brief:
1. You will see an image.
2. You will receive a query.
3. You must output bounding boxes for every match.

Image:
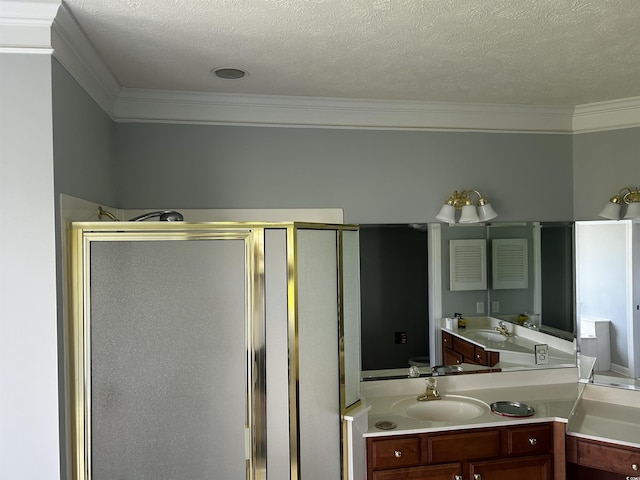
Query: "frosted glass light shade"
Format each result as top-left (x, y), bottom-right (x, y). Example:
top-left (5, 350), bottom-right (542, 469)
top-left (477, 202), bottom-right (498, 222)
top-left (459, 205), bottom-right (480, 223)
top-left (436, 204), bottom-right (456, 223)
top-left (598, 201), bottom-right (622, 220)
top-left (624, 201), bottom-right (640, 219)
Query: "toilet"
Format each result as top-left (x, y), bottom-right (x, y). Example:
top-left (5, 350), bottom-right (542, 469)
top-left (408, 356), bottom-right (430, 367)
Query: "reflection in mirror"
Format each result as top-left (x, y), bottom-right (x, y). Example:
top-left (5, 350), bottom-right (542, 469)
top-left (487, 222), bottom-right (575, 340)
top-left (440, 222), bottom-right (576, 340)
top-left (360, 222), bottom-right (577, 381)
top-left (359, 224), bottom-right (428, 377)
top-left (576, 220), bottom-right (640, 391)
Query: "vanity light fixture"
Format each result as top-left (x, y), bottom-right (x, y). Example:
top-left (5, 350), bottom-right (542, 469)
top-left (598, 186), bottom-right (640, 220)
top-left (435, 189), bottom-right (498, 224)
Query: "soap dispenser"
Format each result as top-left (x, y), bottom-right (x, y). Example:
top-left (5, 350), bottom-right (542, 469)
top-left (455, 312), bottom-right (466, 329)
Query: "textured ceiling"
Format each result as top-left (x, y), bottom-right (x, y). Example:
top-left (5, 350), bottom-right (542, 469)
top-left (62, 0), bottom-right (640, 106)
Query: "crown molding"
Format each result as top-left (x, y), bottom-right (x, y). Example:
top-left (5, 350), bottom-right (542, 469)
top-left (0, 0), bottom-right (60, 51)
top-left (4, 2), bottom-right (639, 134)
top-left (50, 3), bottom-right (119, 118)
top-left (572, 96), bottom-right (640, 134)
top-left (114, 88), bottom-right (575, 133)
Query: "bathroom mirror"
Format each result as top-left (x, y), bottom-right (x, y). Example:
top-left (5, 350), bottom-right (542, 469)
top-left (575, 220), bottom-right (640, 391)
top-left (359, 221), bottom-right (577, 380)
top-left (488, 222), bottom-right (575, 339)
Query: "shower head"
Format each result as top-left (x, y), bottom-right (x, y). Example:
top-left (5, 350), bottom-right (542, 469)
top-left (128, 210), bottom-right (184, 222)
top-left (98, 207), bottom-right (184, 222)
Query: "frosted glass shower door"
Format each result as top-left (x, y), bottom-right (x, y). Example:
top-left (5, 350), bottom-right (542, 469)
top-left (81, 236), bottom-right (251, 480)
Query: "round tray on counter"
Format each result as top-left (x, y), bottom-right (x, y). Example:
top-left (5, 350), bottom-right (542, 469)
top-left (490, 401), bottom-right (535, 417)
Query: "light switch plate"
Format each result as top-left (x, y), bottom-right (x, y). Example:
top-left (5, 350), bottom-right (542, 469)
top-left (535, 344), bottom-right (549, 365)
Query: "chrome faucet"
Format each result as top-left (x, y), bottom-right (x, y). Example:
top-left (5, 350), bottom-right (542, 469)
top-left (417, 377), bottom-right (442, 401)
top-left (495, 321), bottom-right (512, 337)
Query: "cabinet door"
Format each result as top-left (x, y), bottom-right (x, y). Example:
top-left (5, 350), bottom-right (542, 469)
top-left (576, 438), bottom-right (640, 476)
top-left (372, 463), bottom-right (462, 480)
top-left (443, 347), bottom-right (463, 365)
top-left (470, 454), bottom-right (552, 480)
top-left (452, 336), bottom-right (475, 360)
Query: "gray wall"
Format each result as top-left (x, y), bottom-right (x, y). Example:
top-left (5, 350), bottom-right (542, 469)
top-left (52, 58), bottom-right (118, 480)
top-left (573, 127), bottom-right (640, 220)
top-left (52, 59), bottom-right (117, 207)
top-left (115, 123), bottom-right (574, 223)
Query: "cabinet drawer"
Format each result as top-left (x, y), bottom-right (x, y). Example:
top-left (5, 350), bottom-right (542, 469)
top-left (577, 439), bottom-right (640, 476)
top-left (442, 331), bottom-right (452, 348)
top-left (507, 424), bottom-right (553, 456)
top-left (369, 436), bottom-right (421, 469)
top-left (428, 429), bottom-right (501, 463)
top-left (452, 336), bottom-right (475, 359)
top-left (372, 463), bottom-right (461, 480)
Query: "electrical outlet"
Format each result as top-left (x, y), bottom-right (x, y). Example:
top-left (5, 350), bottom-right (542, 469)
top-left (535, 344), bottom-right (549, 365)
top-left (476, 301), bottom-right (484, 313)
top-left (492, 301), bottom-right (500, 313)
top-left (395, 331), bottom-right (407, 344)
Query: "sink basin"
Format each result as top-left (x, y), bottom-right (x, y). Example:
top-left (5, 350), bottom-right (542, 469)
top-left (464, 329), bottom-right (511, 342)
top-left (391, 395), bottom-right (490, 421)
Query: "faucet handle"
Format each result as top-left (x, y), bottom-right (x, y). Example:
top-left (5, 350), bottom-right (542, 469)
top-left (426, 377), bottom-right (437, 388)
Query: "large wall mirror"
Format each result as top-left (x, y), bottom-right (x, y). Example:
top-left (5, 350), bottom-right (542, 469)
top-left (359, 221), bottom-right (577, 380)
top-left (575, 220), bottom-right (640, 391)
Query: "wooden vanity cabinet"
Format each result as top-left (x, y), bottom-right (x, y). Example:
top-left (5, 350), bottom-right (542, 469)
top-left (566, 435), bottom-right (640, 479)
top-left (367, 423), bottom-right (555, 480)
top-left (442, 331), bottom-right (500, 367)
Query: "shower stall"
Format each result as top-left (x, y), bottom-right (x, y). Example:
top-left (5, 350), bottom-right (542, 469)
top-left (67, 221), bottom-right (361, 480)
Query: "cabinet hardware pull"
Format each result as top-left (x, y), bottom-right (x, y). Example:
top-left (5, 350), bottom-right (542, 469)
top-left (632, 463), bottom-right (639, 471)
top-left (455, 476), bottom-right (463, 480)
top-left (473, 474), bottom-right (482, 480)
top-left (394, 450), bottom-right (402, 458)
top-left (528, 438), bottom-right (537, 445)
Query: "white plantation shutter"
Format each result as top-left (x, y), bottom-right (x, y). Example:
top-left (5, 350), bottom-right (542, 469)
top-left (449, 239), bottom-right (487, 291)
top-left (492, 238), bottom-right (529, 289)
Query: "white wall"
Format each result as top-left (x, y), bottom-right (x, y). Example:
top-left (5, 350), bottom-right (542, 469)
top-left (0, 53), bottom-right (61, 479)
top-left (576, 221), bottom-right (631, 370)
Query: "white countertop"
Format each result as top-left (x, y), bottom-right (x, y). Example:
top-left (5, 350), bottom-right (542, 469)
top-left (360, 368), bottom-right (581, 438)
top-left (442, 317), bottom-right (576, 368)
top-left (567, 383), bottom-right (640, 448)
top-left (355, 368), bottom-right (640, 449)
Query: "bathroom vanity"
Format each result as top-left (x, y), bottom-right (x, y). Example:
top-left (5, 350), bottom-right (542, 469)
top-left (442, 330), bottom-right (500, 368)
top-left (349, 368), bottom-right (640, 480)
top-left (359, 369), bottom-right (579, 480)
top-left (440, 317), bottom-right (576, 372)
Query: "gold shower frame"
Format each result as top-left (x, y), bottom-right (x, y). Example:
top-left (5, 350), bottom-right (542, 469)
top-left (67, 221), bottom-right (360, 480)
